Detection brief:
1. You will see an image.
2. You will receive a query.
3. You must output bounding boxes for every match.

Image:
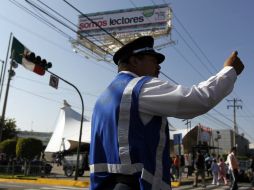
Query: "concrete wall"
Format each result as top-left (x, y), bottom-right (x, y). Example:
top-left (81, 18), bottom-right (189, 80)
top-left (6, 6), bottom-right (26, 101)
top-left (212, 129), bottom-right (249, 156)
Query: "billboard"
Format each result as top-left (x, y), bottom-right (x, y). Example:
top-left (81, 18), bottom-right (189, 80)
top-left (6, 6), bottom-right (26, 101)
top-left (197, 124), bottom-right (212, 144)
top-left (78, 4), bottom-right (172, 37)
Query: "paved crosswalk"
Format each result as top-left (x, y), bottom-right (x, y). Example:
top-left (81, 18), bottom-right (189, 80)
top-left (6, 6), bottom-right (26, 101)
top-left (173, 183), bottom-right (253, 190)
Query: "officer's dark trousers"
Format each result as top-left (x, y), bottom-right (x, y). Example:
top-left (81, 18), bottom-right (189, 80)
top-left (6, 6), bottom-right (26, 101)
top-left (230, 169), bottom-right (239, 190)
top-left (100, 174), bottom-right (140, 190)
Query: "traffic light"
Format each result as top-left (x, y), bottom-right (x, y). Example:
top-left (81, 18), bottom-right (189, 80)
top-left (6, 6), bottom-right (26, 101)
top-left (23, 51), bottom-right (52, 75)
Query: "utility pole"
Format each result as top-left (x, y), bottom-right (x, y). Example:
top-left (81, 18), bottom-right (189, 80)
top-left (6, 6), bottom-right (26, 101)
top-left (183, 119), bottom-right (191, 132)
top-left (227, 98), bottom-right (242, 147)
top-left (0, 57), bottom-right (16, 141)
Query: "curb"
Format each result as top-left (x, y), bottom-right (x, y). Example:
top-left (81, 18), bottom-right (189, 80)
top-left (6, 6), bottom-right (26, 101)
top-left (0, 178), bottom-right (90, 188)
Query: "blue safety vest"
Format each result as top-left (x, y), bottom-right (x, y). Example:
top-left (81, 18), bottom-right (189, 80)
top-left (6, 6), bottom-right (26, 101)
top-left (90, 73), bottom-right (171, 190)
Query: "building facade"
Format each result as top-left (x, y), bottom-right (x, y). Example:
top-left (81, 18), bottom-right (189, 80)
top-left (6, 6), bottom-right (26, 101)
top-left (17, 131), bottom-right (52, 147)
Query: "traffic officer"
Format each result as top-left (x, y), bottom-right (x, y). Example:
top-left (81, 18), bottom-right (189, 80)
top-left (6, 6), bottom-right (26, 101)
top-left (89, 36), bottom-right (244, 190)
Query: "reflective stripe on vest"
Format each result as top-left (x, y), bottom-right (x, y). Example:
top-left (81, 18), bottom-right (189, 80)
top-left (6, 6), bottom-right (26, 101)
top-left (118, 77), bottom-right (145, 165)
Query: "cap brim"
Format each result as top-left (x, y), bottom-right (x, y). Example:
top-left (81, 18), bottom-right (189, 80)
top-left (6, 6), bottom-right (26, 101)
top-left (137, 51), bottom-right (165, 64)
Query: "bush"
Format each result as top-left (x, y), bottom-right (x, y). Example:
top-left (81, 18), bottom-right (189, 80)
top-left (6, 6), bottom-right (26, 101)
top-left (16, 138), bottom-right (43, 160)
top-left (0, 138), bottom-right (17, 158)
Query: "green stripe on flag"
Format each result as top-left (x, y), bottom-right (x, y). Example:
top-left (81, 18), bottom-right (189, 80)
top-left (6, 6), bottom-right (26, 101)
top-left (11, 37), bottom-right (25, 64)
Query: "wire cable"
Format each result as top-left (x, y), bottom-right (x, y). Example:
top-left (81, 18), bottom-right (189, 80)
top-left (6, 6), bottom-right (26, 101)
top-left (62, 0), bottom-right (124, 46)
top-left (36, 0), bottom-right (116, 53)
top-left (25, 0), bottom-right (112, 56)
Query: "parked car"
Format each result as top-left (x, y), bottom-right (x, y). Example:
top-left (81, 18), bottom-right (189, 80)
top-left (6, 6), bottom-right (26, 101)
top-left (30, 160), bottom-right (53, 175)
top-left (53, 151), bottom-right (89, 177)
top-left (238, 160), bottom-right (252, 182)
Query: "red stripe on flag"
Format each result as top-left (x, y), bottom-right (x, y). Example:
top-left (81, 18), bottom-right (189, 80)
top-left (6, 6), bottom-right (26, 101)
top-left (33, 65), bottom-right (45, 76)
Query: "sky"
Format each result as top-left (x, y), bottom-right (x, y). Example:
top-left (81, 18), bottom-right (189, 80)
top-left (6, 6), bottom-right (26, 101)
top-left (0, 0), bottom-right (253, 143)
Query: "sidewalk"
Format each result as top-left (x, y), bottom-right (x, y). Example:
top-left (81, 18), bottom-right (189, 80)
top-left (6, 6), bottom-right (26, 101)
top-left (171, 175), bottom-right (213, 187)
top-left (0, 164), bottom-right (90, 188)
top-left (0, 164), bottom-right (212, 188)
top-left (0, 177), bottom-right (89, 188)
top-left (0, 175), bottom-right (212, 188)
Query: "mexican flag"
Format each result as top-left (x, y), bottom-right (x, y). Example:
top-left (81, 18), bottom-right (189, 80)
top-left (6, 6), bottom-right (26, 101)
top-left (11, 37), bottom-right (45, 75)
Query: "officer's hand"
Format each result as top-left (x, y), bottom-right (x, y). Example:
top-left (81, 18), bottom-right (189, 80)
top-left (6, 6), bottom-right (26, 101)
top-left (224, 51), bottom-right (244, 75)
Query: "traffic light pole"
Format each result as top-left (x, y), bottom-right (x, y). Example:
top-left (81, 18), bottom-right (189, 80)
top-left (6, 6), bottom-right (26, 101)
top-left (0, 51), bottom-right (15, 141)
top-left (0, 33), bottom-right (13, 142)
top-left (46, 70), bottom-right (84, 181)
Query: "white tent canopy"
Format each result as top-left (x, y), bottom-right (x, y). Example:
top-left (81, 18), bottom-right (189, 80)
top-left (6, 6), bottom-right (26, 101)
top-left (45, 101), bottom-right (91, 153)
top-left (45, 101), bottom-right (177, 153)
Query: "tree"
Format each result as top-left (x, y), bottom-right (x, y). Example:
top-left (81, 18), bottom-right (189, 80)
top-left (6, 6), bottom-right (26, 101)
top-left (0, 117), bottom-right (17, 141)
top-left (16, 138), bottom-right (43, 175)
top-left (0, 138), bottom-right (17, 173)
top-left (16, 138), bottom-right (43, 160)
top-left (0, 138), bottom-right (17, 158)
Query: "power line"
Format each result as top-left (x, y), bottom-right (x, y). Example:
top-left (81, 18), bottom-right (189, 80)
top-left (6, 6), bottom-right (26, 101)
top-left (173, 13), bottom-right (218, 72)
top-left (7, 0), bottom-right (117, 73)
top-left (62, 0), bottom-right (124, 46)
top-left (13, 0), bottom-right (254, 141)
top-left (174, 28), bottom-right (214, 75)
top-left (9, 0), bottom-right (71, 40)
top-left (10, 85), bottom-right (94, 113)
top-left (172, 46), bottom-right (207, 79)
top-left (147, 0), bottom-right (254, 141)
top-left (25, 0), bottom-right (112, 56)
top-left (36, 0), bottom-right (116, 54)
top-left (15, 75), bottom-right (99, 98)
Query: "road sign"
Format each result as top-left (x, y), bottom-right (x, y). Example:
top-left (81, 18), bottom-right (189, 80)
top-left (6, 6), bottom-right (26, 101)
top-left (49, 74), bottom-right (59, 89)
top-left (173, 133), bottom-right (182, 145)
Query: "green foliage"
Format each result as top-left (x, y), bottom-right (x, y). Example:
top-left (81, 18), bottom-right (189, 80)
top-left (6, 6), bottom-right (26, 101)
top-left (1, 117), bottom-right (17, 141)
top-left (222, 154), bottom-right (228, 161)
top-left (16, 138), bottom-right (43, 160)
top-left (237, 155), bottom-right (249, 160)
top-left (0, 138), bottom-right (17, 158)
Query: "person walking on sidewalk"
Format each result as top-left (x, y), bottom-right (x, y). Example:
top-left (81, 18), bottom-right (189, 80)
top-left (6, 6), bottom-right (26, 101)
top-left (89, 36), bottom-right (244, 190)
top-left (227, 147), bottom-right (240, 190)
top-left (173, 155), bottom-right (180, 180)
top-left (193, 151), bottom-right (206, 187)
top-left (211, 159), bottom-right (220, 186)
top-left (218, 158), bottom-right (228, 185)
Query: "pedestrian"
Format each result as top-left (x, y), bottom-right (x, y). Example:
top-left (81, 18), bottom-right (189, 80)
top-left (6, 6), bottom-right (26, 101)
top-left (184, 153), bottom-right (191, 178)
top-left (173, 155), bottom-right (180, 180)
top-left (193, 151), bottom-right (206, 187)
top-left (89, 36), bottom-right (244, 190)
top-left (218, 158), bottom-right (228, 185)
top-left (227, 147), bottom-right (240, 190)
top-left (180, 155), bottom-right (185, 180)
top-left (205, 153), bottom-right (212, 177)
top-left (169, 157), bottom-right (175, 182)
top-left (250, 156), bottom-right (254, 186)
top-left (211, 159), bottom-right (220, 185)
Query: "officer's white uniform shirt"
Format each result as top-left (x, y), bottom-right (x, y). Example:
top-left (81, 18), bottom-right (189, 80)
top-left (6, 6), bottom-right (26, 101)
top-left (120, 66), bottom-right (237, 125)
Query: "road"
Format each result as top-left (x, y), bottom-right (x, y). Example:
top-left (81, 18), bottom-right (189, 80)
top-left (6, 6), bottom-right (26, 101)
top-left (0, 182), bottom-right (253, 190)
top-left (173, 182), bottom-right (253, 190)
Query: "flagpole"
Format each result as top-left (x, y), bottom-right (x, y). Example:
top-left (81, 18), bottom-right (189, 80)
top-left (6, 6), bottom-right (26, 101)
top-left (0, 32), bottom-right (12, 104)
top-left (46, 70), bottom-right (84, 181)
